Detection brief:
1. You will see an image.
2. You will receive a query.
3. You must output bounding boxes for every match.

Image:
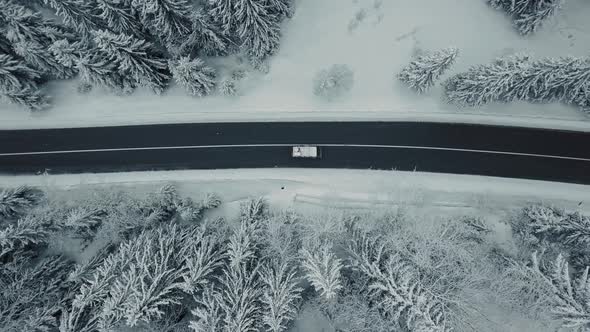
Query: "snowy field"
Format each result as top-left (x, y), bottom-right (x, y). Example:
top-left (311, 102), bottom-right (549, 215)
top-left (2, 0), bottom-right (590, 130)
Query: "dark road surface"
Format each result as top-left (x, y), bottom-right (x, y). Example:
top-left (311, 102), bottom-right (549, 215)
top-left (1, 122), bottom-right (589, 184)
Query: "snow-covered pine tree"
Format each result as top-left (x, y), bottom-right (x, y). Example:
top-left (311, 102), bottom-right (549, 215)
top-left (301, 243), bottom-right (343, 301)
top-left (61, 207), bottom-right (106, 243)
top-left (169, 56), bottom-right (216, 97)
top-left (175, 8), bottom-right (229, 57)
top-left (346, 225), bottom-right (449, 331)
top-left (180, 235), bottom-right (225, 295)
top-left (0, 216), bottom-right (50, 262)
top-left (0, 55), bottom-right (39, 99)
top-left (444, 54), bottom-right (590, 112)
top-left (516, 205), bottom-right (590, 256)
top-left (196, 199), bottom-right (266, 332)
top-left (218, 69), bottom-right (246, 96)
top-left (0, 87), bottom-right (49, 110)
top-left (39, 18), bottom-right (80, 44)
top-left (397, 47), bottom-right (458, 94)
top-left (237, 0), bottom-right (281, 59)
top-left (93, 30), bottom-right (170, 94)
top-left (0, 255), bottom-right (73, 332)
top-left (96, 0), bottom-right (144, 37)
top-left (63, 225), bottom-right (203, 331)
top-left (131, 0), bottom-right (192, 45)
top-left (313, 64), bottom-right (355, 101)
top-left (49, 39), bottom-right (137, 94)
top-left (527, 253), bottom-right (590, 329)
top-left (13, 40), bottom-right (77, 79)
top-left (189, 288), bottom-right (224, 332)
top-left (0, 1), bottom-right (48, 44)
top-left (209, 0), bottom-right (282, 59)
top-left (43, 0), bottom-right (103, 36)
top-left (0, 186), bottom-right (44, 219)
top-left (217, 261), bottom-right (262, 332)
top-left (260, 259), bottom-right (302, 332)
top-left (218, 77), bottom-right (238, 96)
top-left (489, 0), bottom-right (564, 35)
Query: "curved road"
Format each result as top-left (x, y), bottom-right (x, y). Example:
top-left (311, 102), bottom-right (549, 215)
top-left (1, 122), bottom-right (589, 184)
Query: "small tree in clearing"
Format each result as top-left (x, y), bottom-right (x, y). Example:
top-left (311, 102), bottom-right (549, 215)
top-left (313, 64), bottom-right (354, 101)
top-left (397, 47), bottom-right (459, 94)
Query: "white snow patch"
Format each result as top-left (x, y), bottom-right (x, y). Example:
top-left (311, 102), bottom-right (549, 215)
top-left (2, 169), bottom-right (588, 214)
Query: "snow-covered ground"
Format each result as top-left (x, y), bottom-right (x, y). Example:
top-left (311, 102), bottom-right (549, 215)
top-left (1, 0), bottom-right (590, 130)
top-left (3, 169), bottom-right (589, 217)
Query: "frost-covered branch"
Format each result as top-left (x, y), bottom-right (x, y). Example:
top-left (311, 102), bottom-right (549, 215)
top-left (398, 47), bottom-right (458, 94)
top-left (0, 186), bottom-right (44, 219)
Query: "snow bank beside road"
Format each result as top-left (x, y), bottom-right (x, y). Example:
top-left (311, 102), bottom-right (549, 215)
top-left (2, 169), bottom-right (588, 214)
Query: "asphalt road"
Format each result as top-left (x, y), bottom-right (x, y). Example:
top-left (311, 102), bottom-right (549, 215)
top-left (1, 122), bottom-right (589, 184)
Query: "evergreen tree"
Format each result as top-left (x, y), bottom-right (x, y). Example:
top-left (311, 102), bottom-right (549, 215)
top-left (49, 39), bottom-right (136, 94)
top-left (0, 54), bottom-right (40, 94)
top-left (522, 205), bottom-right (590, 248)
top-left (219, 77), bottom-right (238, 96)
top-left (346, 225), bottom-right (449, 331)
top-left (13, 40), bottom-right (76, 79)
top-left (444, 54), bottom-right (590, 112)
top-left (189, 288), bottom-right (224, 332)
top-left (209, 0), bottom-right (282, 59)
top-left (93, 30), bottom-right (170, 94)
top-left (43, 0), bottom-right (103, 36)
top-left (169, 56), bottom-right (216, 97)
top-left (175, 8), bottom-right (229, 57)
top-left (489, 0), bottom-right (564, 35)
top-left (526, 253), bottom-right (590, 329)
top-left (260, 259), bottom-right (302, 332)
top-left (301, 243), bottom-right (343, 301)
top-left (0, 186), bottom-right (44, 219)
top-left (0, 216), bottom-right (50, 262)
top-left (62, 225), bottom-right (206, 331)
top-left (131, 0), bottom-right (192, 45)
top-left (61, 207), bottom-right (106, 243)
top-left (0, 255), bottom-right (73, 332)
top-left (397, 47), bottom-right (458, 94)
top-left (0, 1), bottom-right (47, 44)
top-left (1, 87), bottom-right (49, 110)
top-left (96, 0), bottom-right (144, 37)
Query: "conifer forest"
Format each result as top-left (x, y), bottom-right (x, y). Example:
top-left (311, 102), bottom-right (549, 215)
top-left (1, 184), bottom-right (590, 331)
